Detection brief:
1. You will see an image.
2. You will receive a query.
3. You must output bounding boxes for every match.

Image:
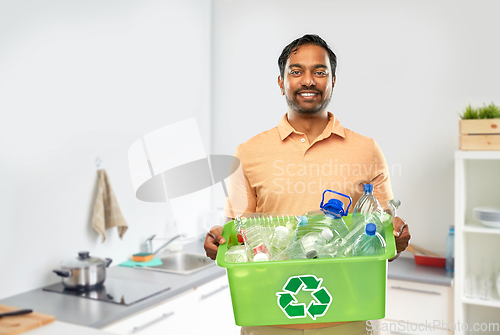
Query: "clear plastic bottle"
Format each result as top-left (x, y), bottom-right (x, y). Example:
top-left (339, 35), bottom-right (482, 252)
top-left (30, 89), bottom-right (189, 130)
top-left (353, 184), bottom-right (384, 232)
top-left (224, 245), bottom-right (248, 263)
top-left (268, 226), bottom-right (292, 260)
top-left (446, 226), bottom-right (454, 272)
top-left (353, 223), bottom-right (386, 256)
top-left (239, 223), bottom-right (271, 262)
top-left (285, 228), bottom-right (334, 260)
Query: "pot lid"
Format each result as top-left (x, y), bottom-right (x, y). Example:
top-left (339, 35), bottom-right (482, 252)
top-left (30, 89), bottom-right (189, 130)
top-left (61, 251), bottom-right (106, 268)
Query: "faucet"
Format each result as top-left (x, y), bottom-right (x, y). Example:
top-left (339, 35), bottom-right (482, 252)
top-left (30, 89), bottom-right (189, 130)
top-left (152, 234), bottom-right (185, 255)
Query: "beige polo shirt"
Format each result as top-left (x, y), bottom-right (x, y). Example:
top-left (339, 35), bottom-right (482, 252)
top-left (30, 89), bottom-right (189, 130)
top-left (224, 112), bottom-right (393, 219)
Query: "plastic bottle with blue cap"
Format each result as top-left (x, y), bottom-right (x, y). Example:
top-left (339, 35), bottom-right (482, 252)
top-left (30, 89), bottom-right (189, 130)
top-left (352, 184), bottom-right (384, 232)
top-left (353, 223), bottom-right (386, 256)
top-left (292, 190), bottom-right (351, 243)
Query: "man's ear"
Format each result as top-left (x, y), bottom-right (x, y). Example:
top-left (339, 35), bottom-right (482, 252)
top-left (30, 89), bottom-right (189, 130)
top-left (278, 75), bottom-right (284, 95)
top-left (332, 76), bottom-right (336, 88)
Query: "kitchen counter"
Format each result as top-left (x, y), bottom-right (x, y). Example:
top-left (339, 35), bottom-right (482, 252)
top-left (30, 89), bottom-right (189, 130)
top-left (17, 321), bottom-right (116, 335)
top-left (0, 240), bottom-right (225, 332)
top-left (0, 247), bottom-right (453, 334)
top-left (388, 254), bottom-right (454, 286)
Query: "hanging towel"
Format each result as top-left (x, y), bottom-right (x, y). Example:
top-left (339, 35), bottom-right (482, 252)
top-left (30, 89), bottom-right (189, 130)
top-left (92, 169), bottom-right (128, 242)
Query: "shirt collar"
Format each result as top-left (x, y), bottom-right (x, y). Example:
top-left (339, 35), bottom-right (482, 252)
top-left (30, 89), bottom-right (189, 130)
top-left (277, 111), bottom-right (346, 141)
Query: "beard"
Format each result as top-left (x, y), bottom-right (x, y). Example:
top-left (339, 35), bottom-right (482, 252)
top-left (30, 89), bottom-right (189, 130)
top-left (285, 87), bottom-right (333, 115)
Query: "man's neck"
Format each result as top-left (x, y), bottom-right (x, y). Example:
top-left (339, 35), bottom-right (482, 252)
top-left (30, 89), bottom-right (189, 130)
top-left (287, 110), bottom-right (330, 143)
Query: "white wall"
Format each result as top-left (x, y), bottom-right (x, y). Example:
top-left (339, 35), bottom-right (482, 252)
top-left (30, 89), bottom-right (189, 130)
top-left (211, 0), bottom-right (500, 254)
top-left (2, 0), bottom-right (500, 301)
top-left (0, 0), bottom-right (211, 299)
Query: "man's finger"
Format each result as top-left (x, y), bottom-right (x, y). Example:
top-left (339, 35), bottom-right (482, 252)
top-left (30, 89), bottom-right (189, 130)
top-left (209, 227), bottom-right (226, 245)
top-left (392, 217), bottom-right (407, 237)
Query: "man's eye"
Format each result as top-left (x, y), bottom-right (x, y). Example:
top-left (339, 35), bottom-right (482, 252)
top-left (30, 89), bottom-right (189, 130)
top-left (316, 71), bottom-right (326, 76)
top-left (290, 70), bottom-right (300, 75)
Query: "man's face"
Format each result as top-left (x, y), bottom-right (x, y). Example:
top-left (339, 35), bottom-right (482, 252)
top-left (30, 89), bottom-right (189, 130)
top-left (278, 44), bottom-right (335, 115)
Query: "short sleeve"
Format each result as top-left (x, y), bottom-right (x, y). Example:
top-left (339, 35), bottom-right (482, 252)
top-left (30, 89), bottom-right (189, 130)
top-left (370, 141), bottom-right (393, 209)
top-left (222, 146), bottom-right (257, 218)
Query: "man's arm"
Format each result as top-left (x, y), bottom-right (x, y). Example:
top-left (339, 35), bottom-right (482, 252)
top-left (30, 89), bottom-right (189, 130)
top-left (369, 141), bottom-right (410, 260)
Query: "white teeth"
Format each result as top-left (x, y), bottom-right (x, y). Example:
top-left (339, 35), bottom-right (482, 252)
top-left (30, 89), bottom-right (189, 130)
top-left (300, 93), bottom-right (317, 96)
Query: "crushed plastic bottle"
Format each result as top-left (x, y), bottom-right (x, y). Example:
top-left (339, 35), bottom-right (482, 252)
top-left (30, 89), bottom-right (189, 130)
top-left (284, 228), bottom-right (334, 260)
top-left (268, 226), bottom-right (292, 260)
top-left (237, 218), bottom-right (271, 262)
top-left (224, 245), bottom-right (248, 263)
top-left (353, 223), bottom-right (386, 256)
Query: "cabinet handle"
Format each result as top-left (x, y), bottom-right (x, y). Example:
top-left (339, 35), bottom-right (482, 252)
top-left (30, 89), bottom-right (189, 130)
top-left (201, 285), bottom-right (229, 300)
top-left (131, 312), bottom-right (174, 333)
top-left (390, 286), bottom-right (441, 295)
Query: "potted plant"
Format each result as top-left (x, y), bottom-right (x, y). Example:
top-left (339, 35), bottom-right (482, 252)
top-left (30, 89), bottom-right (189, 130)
top-left (459, 103), bottom-right (500, 150)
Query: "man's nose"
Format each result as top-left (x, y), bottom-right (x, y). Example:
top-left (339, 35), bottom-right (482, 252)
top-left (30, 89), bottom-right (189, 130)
top-left (300, 72), bottom-right (315, 86)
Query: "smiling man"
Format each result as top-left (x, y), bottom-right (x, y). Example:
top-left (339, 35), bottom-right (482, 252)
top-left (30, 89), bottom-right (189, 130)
top-left (205, 34), bottom-right (410, 335)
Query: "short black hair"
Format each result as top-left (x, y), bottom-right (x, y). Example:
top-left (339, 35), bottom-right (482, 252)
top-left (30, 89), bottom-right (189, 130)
top-left (278, 34), bottom-right (337, 79)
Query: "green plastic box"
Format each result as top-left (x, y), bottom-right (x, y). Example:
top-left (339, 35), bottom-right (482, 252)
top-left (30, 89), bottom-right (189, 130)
top-left (216, 213), bottom-right (396, 327)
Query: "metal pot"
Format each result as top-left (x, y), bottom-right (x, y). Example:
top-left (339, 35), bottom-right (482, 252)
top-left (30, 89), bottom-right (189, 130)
top-left (53, 251), bottom-right (112, 290)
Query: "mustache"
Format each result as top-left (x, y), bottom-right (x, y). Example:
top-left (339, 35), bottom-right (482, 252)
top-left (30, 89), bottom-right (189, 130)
top-left (293, 86), bottom-right (323, 95)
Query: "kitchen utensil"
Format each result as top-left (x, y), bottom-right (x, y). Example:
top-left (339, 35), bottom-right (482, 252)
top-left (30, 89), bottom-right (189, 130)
top-left (473, 207), bottom-right (500, 228)
top-left (479, 275), bottom-right (493, 300)
top-left (0, 305), bottom-right (54, 335)
top-left (406, 244), bottom-right (441, 257)
top-left (465, 274), bottom-right (479, 299)
top-left (0, 310), bottom-right (32, 319)
top-left (53, 251), bottom-right (112, 290)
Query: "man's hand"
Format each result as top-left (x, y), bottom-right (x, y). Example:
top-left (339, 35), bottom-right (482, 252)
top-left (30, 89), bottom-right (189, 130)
top-left (204, 225), bottom-right (226, 260)
top-left (392, 216), bottom-right (410, 254)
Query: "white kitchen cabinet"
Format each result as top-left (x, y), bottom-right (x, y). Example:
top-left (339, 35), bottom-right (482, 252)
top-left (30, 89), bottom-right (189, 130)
top-left (454, 151), bottom-right (500, 335)
top-left (374, 279), bottom-right (454, 335)
top-left (102, 288), bottom-right (196, 334)
top-left (102, 275), bottom-right (240, 335)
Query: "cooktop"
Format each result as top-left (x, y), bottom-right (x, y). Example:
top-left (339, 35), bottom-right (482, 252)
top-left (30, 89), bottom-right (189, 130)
top-left (43, 277), bottom-right (170, 306)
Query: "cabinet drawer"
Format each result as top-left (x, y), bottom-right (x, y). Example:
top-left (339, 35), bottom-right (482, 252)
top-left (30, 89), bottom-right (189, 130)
top-left (386, 279), bottom-right (453, 325)
top-left (102, 289), bottom-right (196, 335)
top-left (193, 275), bottom-right (230, 302)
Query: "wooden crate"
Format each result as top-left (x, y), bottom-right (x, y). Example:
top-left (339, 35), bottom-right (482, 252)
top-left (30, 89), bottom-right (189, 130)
top-left (459, 119), bottom-right (500, 151)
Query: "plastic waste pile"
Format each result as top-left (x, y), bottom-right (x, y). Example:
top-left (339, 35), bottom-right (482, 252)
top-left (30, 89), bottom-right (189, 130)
top-left (225, 186), bottom-right (396, 263)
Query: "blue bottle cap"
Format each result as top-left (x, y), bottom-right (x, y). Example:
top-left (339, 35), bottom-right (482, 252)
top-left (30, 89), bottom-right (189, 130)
top-left (299, 216), bottom-right (308, 226)
top-left (365, 223), bottom-right (376, 236)
top-left (363, 184), bottom-right (374, 192)
top-left (322, 199), bottom-right (345, 218)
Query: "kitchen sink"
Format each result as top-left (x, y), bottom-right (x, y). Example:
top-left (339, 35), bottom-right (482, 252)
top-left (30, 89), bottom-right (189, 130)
top-left (142, 252), bottom-right (215, 275)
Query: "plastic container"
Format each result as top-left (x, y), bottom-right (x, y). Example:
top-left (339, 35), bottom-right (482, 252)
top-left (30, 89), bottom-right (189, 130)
top-left (216, 213), bottom-right (396, 327)
top-left (414, 254), bottom-right (446, 268)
